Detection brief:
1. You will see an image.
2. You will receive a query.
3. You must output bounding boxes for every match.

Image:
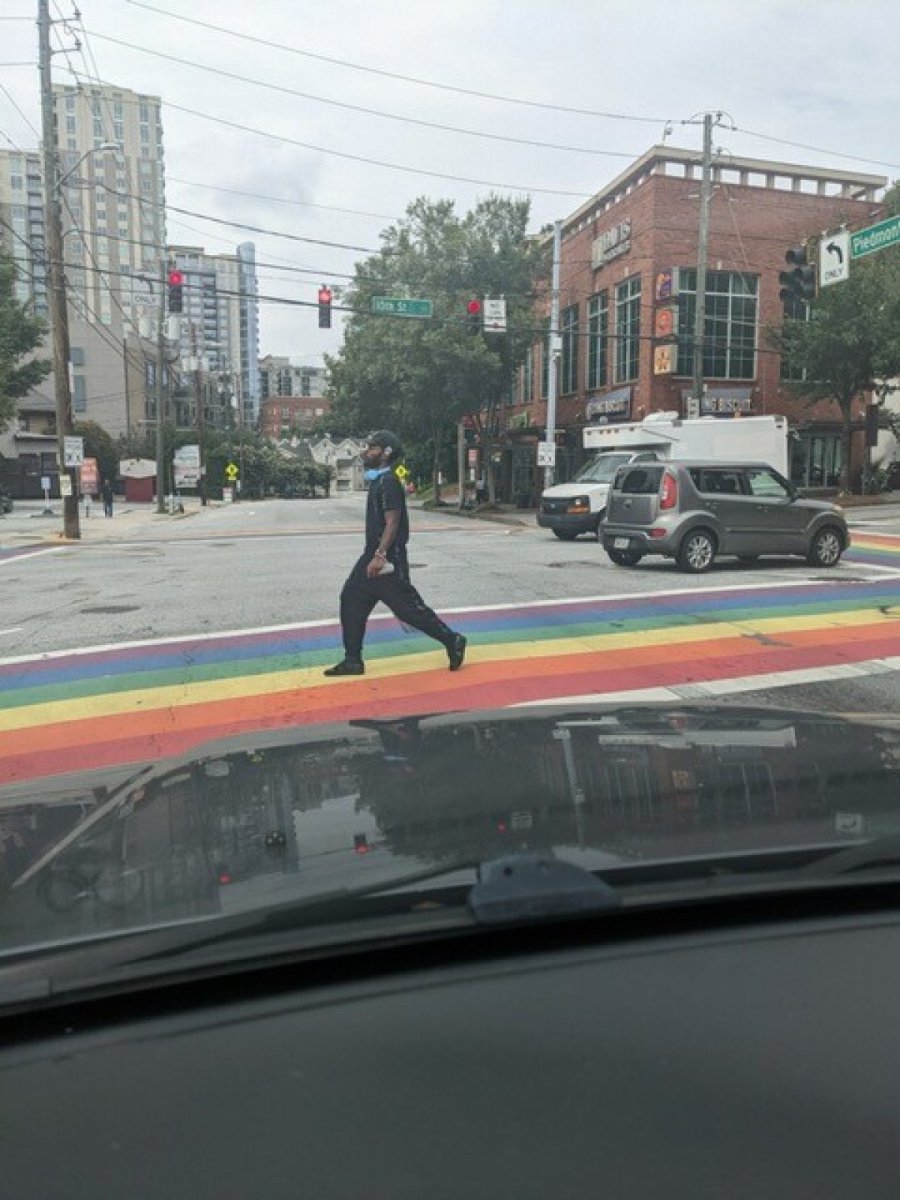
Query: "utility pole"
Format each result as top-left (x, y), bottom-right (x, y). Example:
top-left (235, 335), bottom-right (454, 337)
top-left (191, 322), bottom-right (207, 504)
top-left (543, 219), bottom-right (562, 490)
top-left (38, 0), bottom-right (80, 539)
top-left (155, 259), bottom-right (167, 512)
top-left (691, 112), bottom-right (715, 411)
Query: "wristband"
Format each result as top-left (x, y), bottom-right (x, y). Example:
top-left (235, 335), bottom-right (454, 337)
top-left (374, 550), bottom-right (386, 560)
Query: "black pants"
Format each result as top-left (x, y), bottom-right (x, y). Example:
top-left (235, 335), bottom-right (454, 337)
top-left (339, 554), bottom-right (455, 661)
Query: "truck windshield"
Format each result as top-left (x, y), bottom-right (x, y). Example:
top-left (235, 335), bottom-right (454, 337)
top-left (573, 453), bottom-right (636, 483)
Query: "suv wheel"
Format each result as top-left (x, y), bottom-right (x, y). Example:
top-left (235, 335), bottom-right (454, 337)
top-left (552, 529), bottom-right (578, 541)
top-left (806, 526), bottom-right (843, 568)
top-left (678, 528), bottom-right (716, 573)
top-left (607, 548), bottom-right (643, 567)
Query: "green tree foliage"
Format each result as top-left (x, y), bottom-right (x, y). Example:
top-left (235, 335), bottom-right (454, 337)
top-left (326, 196), bottom-right (546, 498)
top-left (769, 220), bottom-right (900, 493)
top-left (74, 420), bottom-right (118, 484)
top-left (0, 252), bottom-right (51, 431)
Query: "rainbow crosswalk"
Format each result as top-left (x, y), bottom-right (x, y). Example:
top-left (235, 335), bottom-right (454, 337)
top-left (2, 570), bottom-right (900, 786)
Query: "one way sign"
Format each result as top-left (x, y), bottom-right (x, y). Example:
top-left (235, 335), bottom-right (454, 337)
top-left (820, 230), bottom-right (850, 288)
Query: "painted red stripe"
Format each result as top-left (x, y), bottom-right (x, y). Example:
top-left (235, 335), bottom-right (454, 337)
top-left (5, 628), bottom-right (900, 784)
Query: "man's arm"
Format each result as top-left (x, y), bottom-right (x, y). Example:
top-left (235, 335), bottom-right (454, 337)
top-left (368, 507), bottom-right (400, 577)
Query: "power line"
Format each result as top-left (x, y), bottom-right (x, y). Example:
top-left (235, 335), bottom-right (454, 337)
top-left (64, 67), bottom-right (595, 200)
top-left (166, 176), bottom-right (394, 222)
top-left (84, 30), bottom-right (648, 162)
top-left (124, 0), bottom-right (670, 126)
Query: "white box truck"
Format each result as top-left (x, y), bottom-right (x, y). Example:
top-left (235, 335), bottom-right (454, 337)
top-left (537, 413), bottom-right (790, 539)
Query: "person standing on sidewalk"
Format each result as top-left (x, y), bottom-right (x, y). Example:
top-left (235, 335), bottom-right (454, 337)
top-left (101, 478), bottom-right (114, 518)
top-left (324, 430), bottom-right (466, 677)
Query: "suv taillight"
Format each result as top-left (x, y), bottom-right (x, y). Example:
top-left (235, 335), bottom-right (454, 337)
top-left (659, 470), bottom-right (678, 510)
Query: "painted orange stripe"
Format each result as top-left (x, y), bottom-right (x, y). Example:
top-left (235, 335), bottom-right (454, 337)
top-left (6, 628), bottom-right (900, 785)
top-left (2, 619), bottom-right (897, 765)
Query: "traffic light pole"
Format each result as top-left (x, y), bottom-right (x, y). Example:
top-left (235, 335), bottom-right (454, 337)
top-left (38, 0), bottom-right (80, 539)
top-left (691, 112), bottom-right (714, 409)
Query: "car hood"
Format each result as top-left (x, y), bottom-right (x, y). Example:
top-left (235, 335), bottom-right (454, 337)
top-left (542, 483), bottom-right (610, 498)
top-left (2, 701), bottom-right (898, 955)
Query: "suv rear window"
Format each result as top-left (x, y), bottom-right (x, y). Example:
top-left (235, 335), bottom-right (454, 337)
top-left (614, 465), bottom-right (664, 494)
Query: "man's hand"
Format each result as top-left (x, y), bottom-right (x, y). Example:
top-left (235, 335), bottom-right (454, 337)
top-left (366, 556), bottom-right (384, 579)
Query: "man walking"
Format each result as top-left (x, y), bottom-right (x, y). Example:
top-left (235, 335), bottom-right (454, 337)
top-left (101, 478), bottom-right (114, 518)
top-left (324, 431), bottom-right (466, 677)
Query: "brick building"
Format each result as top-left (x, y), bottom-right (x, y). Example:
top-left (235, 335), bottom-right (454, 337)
top-left (260, 394), bottom-right (331, 440)
top-left (504, 145), bottom-right (886, 502)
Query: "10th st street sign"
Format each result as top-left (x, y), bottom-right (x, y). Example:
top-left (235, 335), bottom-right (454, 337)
top-left (371, 296), bottom-right (433, 318)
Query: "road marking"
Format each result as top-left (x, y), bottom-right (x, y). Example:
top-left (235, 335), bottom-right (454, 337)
top-left (0, 545), bottom-right (65, 566)
top-left (2, 575), bottom-right (899, 786)
top-left (0, 628), bottom-right (22, 638)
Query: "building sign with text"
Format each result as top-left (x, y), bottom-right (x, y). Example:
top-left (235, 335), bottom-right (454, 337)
top-left (681, 386), bottom-right (753, 416)
top-left (585, 387), bottom-right (632, 422)
top-left (591, 219), bottom-right (632, 269)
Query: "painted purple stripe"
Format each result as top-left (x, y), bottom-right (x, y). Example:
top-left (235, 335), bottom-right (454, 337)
top-left (2, 577), bottom-right (899, 691)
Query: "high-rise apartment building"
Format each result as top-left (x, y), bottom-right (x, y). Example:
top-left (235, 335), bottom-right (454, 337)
top-left (168, 242), bottom-right (260, 428)
top-left (53, 81), bottom-right (166, 437)
top-left (0, 149), bottom-right (48, 317)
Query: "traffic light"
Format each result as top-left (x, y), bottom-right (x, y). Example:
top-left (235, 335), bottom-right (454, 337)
top-left (167, 269), bottom-right (184, 313)
top-left (318, 285), bottom-right (333, 329)
top-left (466, 297), bottom-right (481, 334)
top-left (353, 834), bottom-right (370, 855)
top-left (779, 243), bottom-right (817, 304)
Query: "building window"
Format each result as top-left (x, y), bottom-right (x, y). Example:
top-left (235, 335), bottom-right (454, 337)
top-left (560, 304), bottom-right (579, 395)
top-left (615, 275), bottom-right (641, 383)
top-left (73, 375), bottom-right (87, 412)
top-left (521, 345), bottom-right (533, 405)
top-left (676, 269), bottom-right (758, 380)
top-left (780, 295), bottom-right (810, 381)
top-left (539, 319), bottom-right (550, 400)
top-left (70, 346), bottom-right (85, 366)
top-left (587, 290), bottom-right (608, 391)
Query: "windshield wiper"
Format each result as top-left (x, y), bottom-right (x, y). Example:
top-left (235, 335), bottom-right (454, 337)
top-left (797, 833), bottom-right (900, 879)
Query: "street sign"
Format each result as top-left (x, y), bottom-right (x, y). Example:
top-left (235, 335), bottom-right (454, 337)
top-left (224, 462), bottom-right (239, 482)
top-left (482, 297), bottom-right (507, 333)
top-left (820, 230), bottom-right (850, 287)
top-left (851, 214), bottom-right (900, 260)
top-left (371, 296), bottom-right (433, 319)
top-left (174, 444), bottom-right (201, 488)
top-left (80, 457), bottom-right (99, 494)
top-left (63, 436), bottom-right (84, 467)
top-left (537, 442), bottom-right (556, 467)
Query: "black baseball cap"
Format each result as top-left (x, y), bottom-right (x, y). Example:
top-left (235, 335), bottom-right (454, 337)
top-left (367, 429), bottom-right (404, 462)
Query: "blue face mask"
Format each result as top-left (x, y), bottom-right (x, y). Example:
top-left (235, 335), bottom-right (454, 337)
top-left (364, 467), bottom-right (391, 482)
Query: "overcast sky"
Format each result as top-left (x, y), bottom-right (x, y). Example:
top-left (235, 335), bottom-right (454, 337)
top-left (3, 0), bottom-right (898, 362)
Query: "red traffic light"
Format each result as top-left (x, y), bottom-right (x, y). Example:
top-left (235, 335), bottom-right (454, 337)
top-left (318, 287), bottom-right (333, 304)
top-left (168, 270), bottom-right (184, 287)
top-left (466, 299), bottom-right (481, 314)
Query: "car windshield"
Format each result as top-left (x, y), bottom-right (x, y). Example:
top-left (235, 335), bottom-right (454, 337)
top-left (573, 453), bottom-right (635, 483)
top-left (1, 2), bottom-right (899, 995)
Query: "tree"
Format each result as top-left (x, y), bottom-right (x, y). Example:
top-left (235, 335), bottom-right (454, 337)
top-left (769, 195), bottom-right (900, 493)
top-left (0, 251), bottom-right (51, 431)
top-left (326, 196), bottom-right (546, 500)
top-left (75, 421), bottom-right (118, 484)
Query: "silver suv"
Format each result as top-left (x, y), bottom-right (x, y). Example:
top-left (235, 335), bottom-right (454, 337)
top-left (601, 461), bottom-right (850, 573)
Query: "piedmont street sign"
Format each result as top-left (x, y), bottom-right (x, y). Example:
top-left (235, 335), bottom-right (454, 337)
top-left (850, 214), bottom-right (900, 261)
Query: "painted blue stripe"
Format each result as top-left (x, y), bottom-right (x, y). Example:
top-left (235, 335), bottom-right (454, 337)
top-left (3, 577), bottom-right (899, 693)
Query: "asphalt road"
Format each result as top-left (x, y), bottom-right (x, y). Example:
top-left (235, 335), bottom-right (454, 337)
top-left (2, 493), bottom-right (900, 715)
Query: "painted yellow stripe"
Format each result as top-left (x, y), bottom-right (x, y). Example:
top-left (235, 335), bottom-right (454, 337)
top-left (1, 606), bottom-right (897, 735)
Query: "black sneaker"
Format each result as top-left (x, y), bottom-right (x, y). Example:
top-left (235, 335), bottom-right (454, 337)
top-left (323, 659), bottom-right (365, 677)
top-left (447, 634), bottom-right (467, 672)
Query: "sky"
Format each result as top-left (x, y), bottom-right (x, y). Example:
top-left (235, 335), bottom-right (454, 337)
top-left (2, 0), bottom-right (899, 364)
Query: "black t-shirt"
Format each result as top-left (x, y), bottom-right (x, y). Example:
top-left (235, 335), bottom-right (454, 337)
top-left (365, 470), bottom-right (409, 560)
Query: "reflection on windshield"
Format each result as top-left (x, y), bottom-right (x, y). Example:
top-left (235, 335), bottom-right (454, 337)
top-left (1, 705), bottom-right (898, 954)
top-left (573, 454), bottom-right (635, 483)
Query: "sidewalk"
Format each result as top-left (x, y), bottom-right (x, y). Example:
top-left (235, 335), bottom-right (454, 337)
top-left (0, 496), bottom-right (205, 545)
